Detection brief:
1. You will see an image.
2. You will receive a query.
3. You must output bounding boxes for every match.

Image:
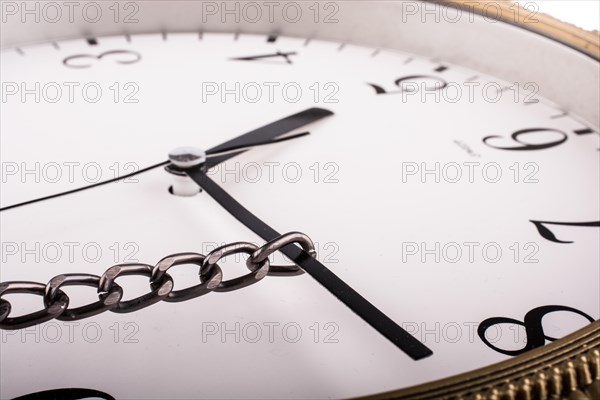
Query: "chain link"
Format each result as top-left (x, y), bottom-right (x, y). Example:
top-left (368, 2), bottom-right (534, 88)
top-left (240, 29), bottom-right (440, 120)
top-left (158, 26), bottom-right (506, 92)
top-left (0, 232), bottom-right (315, 330)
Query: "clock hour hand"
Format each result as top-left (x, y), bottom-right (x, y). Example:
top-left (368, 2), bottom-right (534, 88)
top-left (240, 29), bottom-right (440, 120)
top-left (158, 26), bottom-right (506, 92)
top-left (206, 107), bottom-right (332, 163)
top-left (183, 168), bottom-right (434, 361)
top-left (208, 131), bottom-right (310, 155)
top-left (198, 107), bottom-right (332, 171)
top-left (201, 131), bottom-right (310, 170)
top-left (167, 131), bottom-right (311, 176)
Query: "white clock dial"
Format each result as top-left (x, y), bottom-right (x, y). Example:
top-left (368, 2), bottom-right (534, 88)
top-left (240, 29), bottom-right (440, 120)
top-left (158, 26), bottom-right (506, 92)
top-left (1, 31), bottom-right (598, 399)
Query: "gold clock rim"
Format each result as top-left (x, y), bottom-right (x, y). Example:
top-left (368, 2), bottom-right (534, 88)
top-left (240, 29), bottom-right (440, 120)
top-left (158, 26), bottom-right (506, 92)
top-left (360, 321), bottom-right (600, 399)
top-left (360, 2), bottom-right (600, 399)
top-left (434, 0), bottom-right (600, 60)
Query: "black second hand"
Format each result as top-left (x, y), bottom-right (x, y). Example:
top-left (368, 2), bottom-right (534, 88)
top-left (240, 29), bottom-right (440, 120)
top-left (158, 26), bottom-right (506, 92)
top-left (186, 167), bottom-right (433, 361)
top-left (0, 109), bottom-right (330, 212)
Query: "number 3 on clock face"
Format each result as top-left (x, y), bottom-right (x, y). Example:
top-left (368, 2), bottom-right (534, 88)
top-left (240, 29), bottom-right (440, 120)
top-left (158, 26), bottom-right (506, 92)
top-left (0, 19), bottom-right (598, 400)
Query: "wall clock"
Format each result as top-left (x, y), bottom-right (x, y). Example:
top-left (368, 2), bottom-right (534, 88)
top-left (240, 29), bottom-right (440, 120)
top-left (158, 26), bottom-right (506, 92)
top-left (0, 1), bottom-right (598, 399)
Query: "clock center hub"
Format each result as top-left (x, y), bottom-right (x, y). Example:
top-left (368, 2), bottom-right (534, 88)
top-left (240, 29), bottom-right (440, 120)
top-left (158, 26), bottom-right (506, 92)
top-left (166, 146), bottom-right (206, 197)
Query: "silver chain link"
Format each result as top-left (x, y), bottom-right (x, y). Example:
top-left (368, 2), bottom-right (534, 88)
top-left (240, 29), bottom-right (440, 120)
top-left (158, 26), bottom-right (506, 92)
top-left (0, 232), bottom-right (315, 330)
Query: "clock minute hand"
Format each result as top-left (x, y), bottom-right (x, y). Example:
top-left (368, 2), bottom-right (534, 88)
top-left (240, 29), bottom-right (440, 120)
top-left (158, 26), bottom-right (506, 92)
top-left (184, 168), bottom-right (434, 361)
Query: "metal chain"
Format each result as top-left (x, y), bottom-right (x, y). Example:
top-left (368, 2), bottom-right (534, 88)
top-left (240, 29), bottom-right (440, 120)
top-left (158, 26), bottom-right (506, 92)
top-left (0, 232), bottom-right (316, 330)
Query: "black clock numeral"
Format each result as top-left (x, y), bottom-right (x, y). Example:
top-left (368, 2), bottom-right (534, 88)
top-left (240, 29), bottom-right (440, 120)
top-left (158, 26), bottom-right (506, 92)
top-left (63, 50), bottom-right (141, 69)
top-left (484, 127), bottom-right (599, 151)
top-left (230, 51), bottom-right (297, 64)
top-left (478, 305), bottom-right (595, 356)
top-left (530, 220), bottom-right (600, 244)
top-left (368, 75), bottom-right (447, 95)
top-left (483, 128), bottom-right (568, 151)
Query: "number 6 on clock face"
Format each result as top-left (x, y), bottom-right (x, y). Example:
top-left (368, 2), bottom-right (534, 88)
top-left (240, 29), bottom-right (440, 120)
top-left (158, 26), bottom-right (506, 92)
top-left (0, 2), bottom-right (598, 399)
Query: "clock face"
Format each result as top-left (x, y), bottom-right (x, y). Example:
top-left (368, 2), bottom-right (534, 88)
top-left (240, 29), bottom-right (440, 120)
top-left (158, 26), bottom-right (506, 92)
top-left (0, 32), bottom-right (598, 399)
